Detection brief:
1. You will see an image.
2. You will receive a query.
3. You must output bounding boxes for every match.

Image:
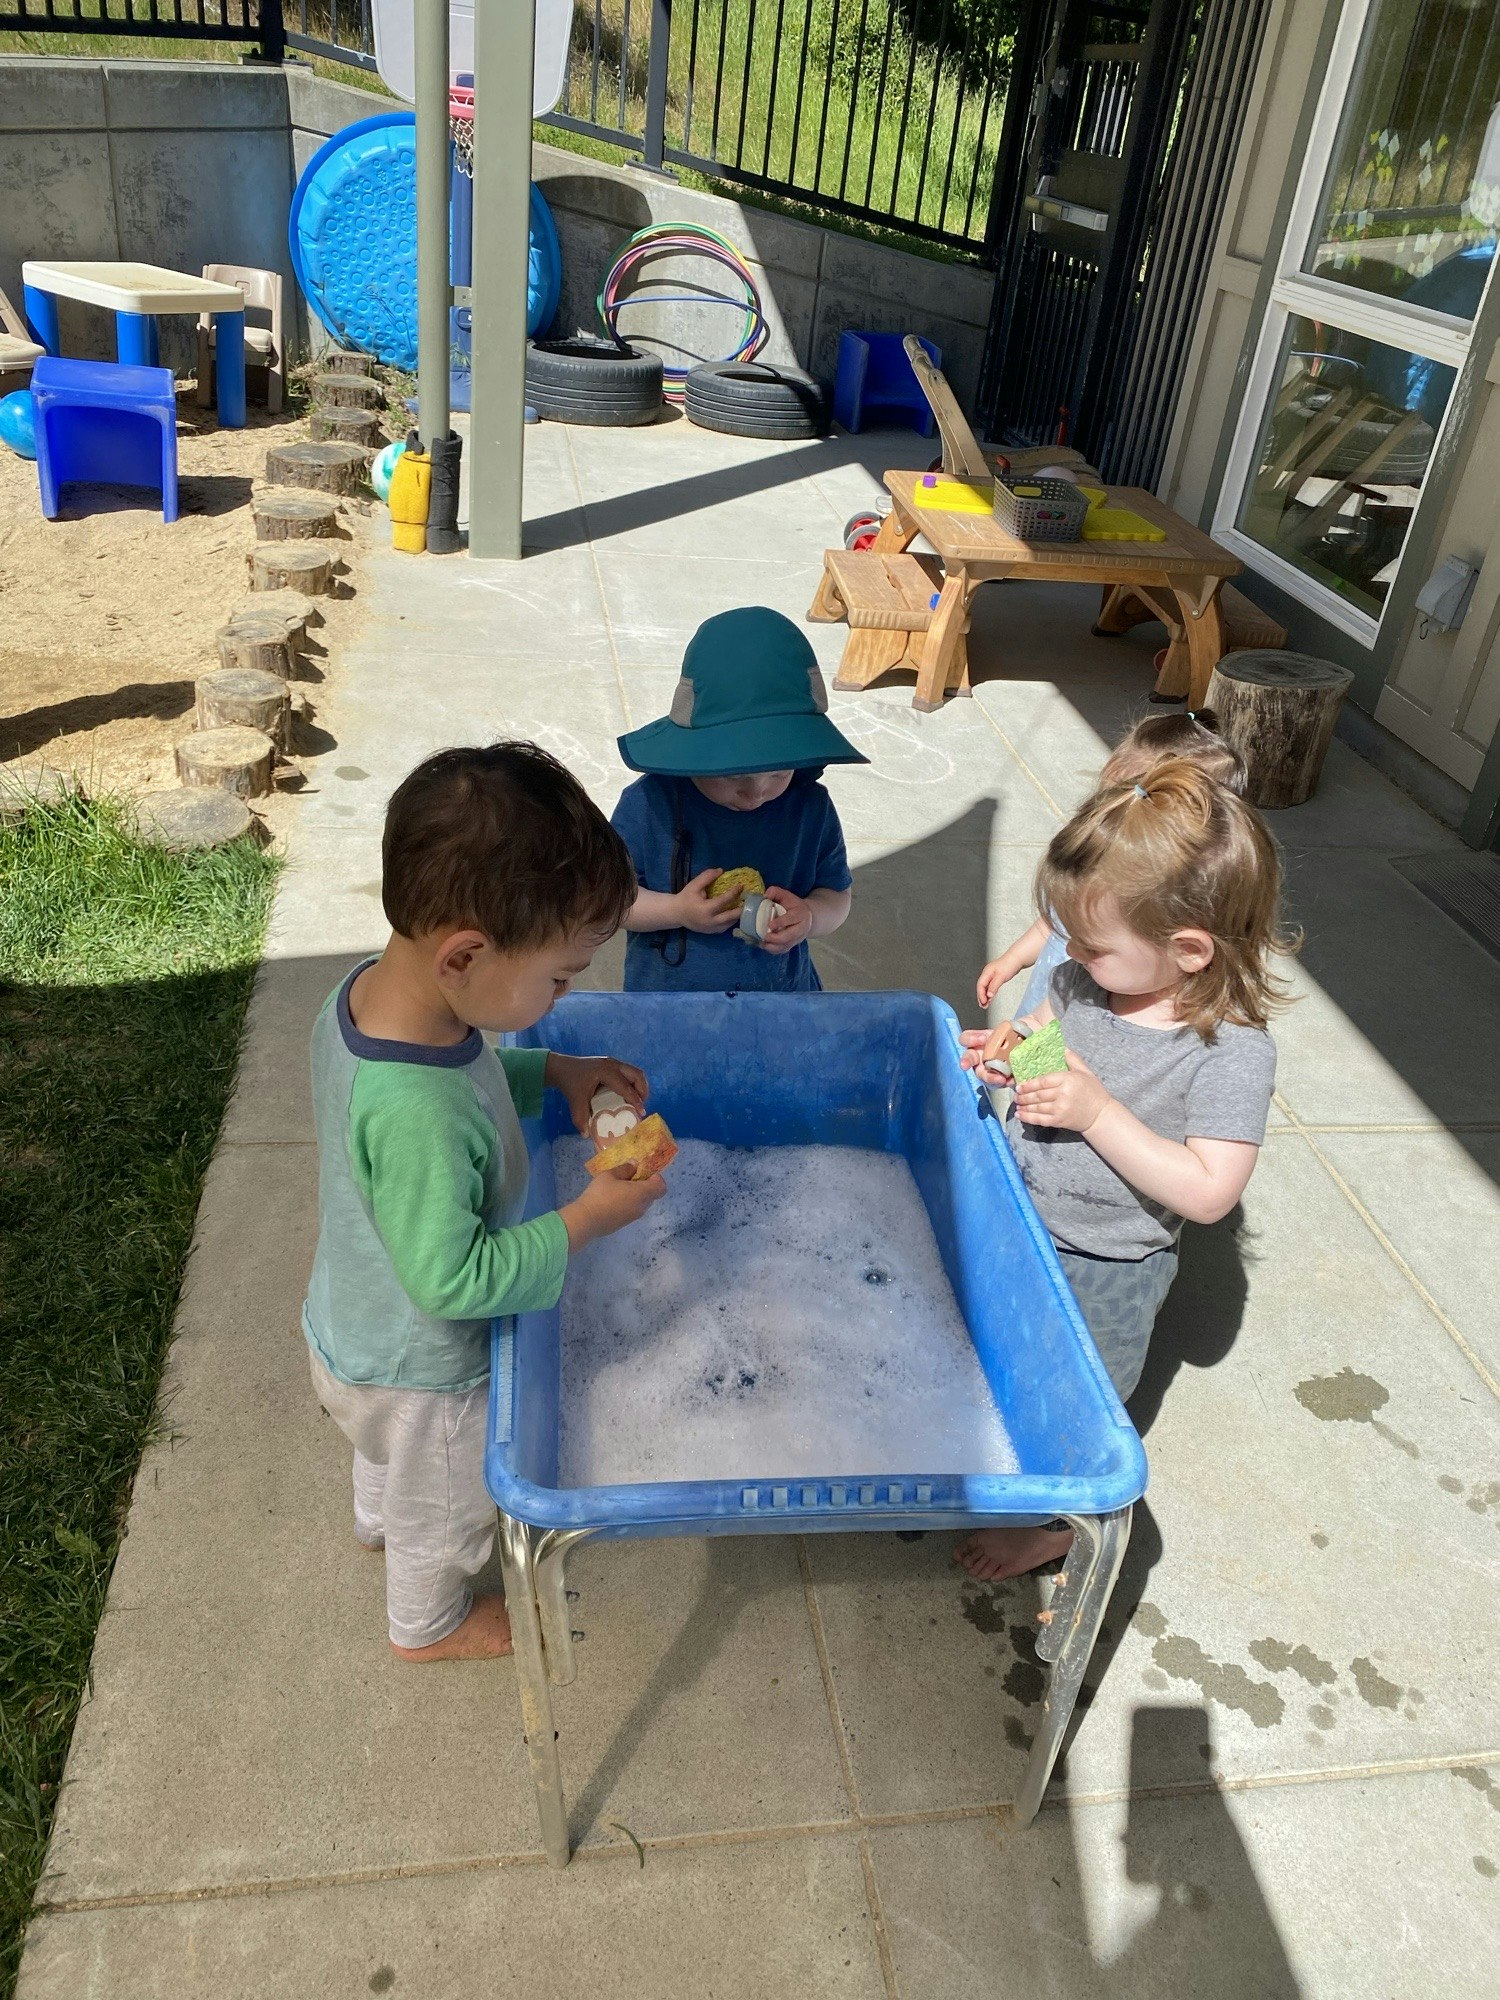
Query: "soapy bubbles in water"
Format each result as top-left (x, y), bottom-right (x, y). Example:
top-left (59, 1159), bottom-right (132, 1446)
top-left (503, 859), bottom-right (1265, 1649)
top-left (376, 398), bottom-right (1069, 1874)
top-left (555, 1138), bottom-right (1018, 1486)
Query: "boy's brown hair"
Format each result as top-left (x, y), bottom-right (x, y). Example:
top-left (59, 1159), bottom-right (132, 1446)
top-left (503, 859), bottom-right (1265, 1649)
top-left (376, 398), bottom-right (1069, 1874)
top-left (1036, 757), bottom-right (1296, 1040)
top-left (1101, 708), bottom-right (1248, 796)
top-left (382, 741), bottom-right (636, 948)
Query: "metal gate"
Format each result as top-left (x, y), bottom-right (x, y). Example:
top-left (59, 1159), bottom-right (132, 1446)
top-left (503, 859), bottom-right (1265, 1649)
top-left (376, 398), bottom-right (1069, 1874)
top-left (978, 0), bottom-right (1270, 486)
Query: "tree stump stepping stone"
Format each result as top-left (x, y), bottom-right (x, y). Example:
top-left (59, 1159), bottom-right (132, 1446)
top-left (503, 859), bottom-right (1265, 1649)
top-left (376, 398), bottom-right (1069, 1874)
top-left (320, 348), bottom-right (371, 376)
top-left (215, 616), bottom-right (297, 679)
top-left (195, 667), bottom-right (290, 744)
top-left (310, 407), bottom-right (384, 449)
top-left (263, 440), bottom-right (368, 495)
top-left (175, 725), bottom-right (277, 799)
top-left (228, 589), bottom-right (316, 635)
top-left (251, 542), bottom-right (335, 596)
top-left (312, 371), bottom-right (383, 411)
top-left (132, 787), bottom-right (254, 850)
top-left (252, 488), bottom-right (341, 542)
top-left (1205, 650), bottom-right (1355, 810)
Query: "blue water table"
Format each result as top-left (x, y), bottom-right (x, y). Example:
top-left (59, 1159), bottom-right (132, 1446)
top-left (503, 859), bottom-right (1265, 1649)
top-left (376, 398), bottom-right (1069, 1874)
top-left (834, 330), bottom-right (941, 436)
top-left (21, 260), bottom-right (246, 428)
top-left (30, 355), bottom-right (179, 523)
top-left (489, 989), bottom-right (1147, 1866)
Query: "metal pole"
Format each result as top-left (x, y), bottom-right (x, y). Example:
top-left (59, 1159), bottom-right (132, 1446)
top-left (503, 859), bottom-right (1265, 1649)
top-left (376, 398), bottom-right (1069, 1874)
top-left (469, 0), bottom-right (535, 560)
top-left (415, 0), bottom-right (451, 449)
top-left (642, 0), bottom-right (672, 174)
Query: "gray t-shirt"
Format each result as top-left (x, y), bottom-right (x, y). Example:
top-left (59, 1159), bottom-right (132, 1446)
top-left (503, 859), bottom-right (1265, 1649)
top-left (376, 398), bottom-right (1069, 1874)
top-left (1006, 960), bottom-right (1276, 1260)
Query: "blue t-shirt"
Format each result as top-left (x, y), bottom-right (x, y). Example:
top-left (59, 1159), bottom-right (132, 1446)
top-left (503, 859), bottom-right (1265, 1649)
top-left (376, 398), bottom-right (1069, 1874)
top-left (612, 773), bottom-right (851, 992)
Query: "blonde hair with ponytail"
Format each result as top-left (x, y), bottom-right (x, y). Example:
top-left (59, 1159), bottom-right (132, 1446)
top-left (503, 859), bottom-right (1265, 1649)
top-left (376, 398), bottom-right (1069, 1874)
top-left (1036, 758), bottom-right (1296, 1040)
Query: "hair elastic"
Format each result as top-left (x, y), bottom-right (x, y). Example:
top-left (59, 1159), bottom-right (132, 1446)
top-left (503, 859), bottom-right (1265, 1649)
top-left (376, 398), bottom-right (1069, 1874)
top-left (1133, 783), bottom-right (1149, 801)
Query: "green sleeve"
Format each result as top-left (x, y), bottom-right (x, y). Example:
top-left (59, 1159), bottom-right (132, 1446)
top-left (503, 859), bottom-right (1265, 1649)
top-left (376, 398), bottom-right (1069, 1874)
top-left (497, 1043), bottom-right (551, 1121)
top-left (348, 1064), bottom-right (569, 1319)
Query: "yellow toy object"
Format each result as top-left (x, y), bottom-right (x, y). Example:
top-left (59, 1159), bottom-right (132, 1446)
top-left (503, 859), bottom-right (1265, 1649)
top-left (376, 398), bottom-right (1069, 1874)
top-left (709, 866), bottom-right (766, 905)
top-left (388, 440), bottom-right (431, 554)
top-left (910, 475), bottom-right (1166, 542)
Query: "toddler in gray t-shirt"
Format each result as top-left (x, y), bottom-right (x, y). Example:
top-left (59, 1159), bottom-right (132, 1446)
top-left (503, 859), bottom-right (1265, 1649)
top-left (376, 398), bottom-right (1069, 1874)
top-left (957, 756), bottom-right (1293, 1586)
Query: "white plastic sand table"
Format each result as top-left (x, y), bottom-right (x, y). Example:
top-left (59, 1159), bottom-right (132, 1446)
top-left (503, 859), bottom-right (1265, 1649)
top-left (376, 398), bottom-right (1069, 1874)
top-left (487, 991), bottom-right (1148, 1866)
top-left (20, 262), bottom-right (249, 427)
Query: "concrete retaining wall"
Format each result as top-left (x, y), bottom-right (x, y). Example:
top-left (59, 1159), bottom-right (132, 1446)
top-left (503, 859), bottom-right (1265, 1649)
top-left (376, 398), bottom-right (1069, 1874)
top-left (0, 57), bottom-right (994, 407)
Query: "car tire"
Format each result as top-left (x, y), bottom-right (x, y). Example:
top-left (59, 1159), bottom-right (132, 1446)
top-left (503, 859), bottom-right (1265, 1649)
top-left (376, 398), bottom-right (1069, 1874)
top-left (524, 336), bottom-right (664, 427)
top-left (685, 361), bottom-right (831, 439)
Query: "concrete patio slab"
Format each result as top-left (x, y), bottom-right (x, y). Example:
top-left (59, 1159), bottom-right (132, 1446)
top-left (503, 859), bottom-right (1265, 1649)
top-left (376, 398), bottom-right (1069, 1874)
top-left (869, 1760), bottom-right (1500, 2000)
top-left (19, 1833), bottom-right (889, 2000)
top-left (1311, 1129), bottom-right (1500, 1386)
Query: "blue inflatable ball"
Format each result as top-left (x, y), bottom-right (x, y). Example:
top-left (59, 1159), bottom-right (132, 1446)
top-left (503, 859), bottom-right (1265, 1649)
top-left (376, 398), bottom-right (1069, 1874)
top-left (0, 389), bottom-right (36, 460)
top-left (371, 437), bottom-right (407, 504)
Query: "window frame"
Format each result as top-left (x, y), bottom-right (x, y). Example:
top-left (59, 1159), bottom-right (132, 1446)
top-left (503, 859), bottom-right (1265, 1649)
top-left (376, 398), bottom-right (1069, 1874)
top-left (1212, 0), bottom-right (1486, 644)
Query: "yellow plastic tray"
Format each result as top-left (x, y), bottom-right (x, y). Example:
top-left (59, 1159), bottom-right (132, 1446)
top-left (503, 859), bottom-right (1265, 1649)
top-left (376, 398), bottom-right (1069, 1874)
top-left (910, 476), bottom-right (1166, 542)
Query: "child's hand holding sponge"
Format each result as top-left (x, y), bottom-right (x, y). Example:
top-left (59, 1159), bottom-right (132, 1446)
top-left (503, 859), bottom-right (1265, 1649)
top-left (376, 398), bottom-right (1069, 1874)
top-left (586, 1113), bottom-right (679, 1181)
top-left (1007, 1019), bottom-right (1069, 1081)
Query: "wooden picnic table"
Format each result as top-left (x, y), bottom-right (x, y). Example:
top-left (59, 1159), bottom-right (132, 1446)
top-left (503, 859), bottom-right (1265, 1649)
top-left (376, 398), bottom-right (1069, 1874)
top-left (874, 469), bottom-right (1242, 712)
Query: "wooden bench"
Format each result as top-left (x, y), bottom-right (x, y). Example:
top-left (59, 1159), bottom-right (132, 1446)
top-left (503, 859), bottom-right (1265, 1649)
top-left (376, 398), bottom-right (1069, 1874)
top-left (807, 547), bottom-right (966, 693)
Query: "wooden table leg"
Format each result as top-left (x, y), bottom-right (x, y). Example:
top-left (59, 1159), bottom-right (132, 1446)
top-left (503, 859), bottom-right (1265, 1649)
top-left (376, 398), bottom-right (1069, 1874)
top-left (872, 503), bottom-right (918, 555)
top-left (1174, 577), bottom-right (1229, 708)
top-left (807, 557), bottom-right (846, 623)
top-left (834, 627), bottom-right (908, 691)
top-left (1094, 584), bottom-right (1154, 636)
top-left (914, 572), bottom-right (970, 712)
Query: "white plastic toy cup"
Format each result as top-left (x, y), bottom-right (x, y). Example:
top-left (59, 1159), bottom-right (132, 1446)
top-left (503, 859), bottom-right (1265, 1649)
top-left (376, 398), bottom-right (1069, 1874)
top-left (588, 1087), bottom-right (639, 1146)
top-left (736, 891), bottom-right (785, 946)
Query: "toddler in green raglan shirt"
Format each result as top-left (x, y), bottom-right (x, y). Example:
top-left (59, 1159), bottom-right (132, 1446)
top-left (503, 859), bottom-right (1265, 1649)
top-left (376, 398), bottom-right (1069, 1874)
top-left (302, 743), bottom-right (663, 1662)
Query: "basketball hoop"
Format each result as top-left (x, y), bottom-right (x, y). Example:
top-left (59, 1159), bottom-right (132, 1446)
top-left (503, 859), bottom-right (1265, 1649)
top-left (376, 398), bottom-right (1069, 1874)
top-left (449, 83), bottom-right (475, 178)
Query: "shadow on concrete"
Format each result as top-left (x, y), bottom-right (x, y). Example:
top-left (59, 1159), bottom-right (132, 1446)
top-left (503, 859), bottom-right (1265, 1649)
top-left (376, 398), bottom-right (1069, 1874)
top-left (1, 679), bottom-right (194, 761)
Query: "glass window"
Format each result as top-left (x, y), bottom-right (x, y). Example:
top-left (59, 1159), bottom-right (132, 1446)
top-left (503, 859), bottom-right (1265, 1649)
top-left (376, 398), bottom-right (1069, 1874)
top-left (1302, 0), bottom-right (1500, 312)
top-left (1236, 314), bottom-right (1449, 618)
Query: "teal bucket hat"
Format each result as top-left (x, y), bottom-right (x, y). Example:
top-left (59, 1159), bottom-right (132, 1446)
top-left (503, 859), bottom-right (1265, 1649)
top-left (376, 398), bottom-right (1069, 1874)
top-left (618, 607), bottom-right (868, 777)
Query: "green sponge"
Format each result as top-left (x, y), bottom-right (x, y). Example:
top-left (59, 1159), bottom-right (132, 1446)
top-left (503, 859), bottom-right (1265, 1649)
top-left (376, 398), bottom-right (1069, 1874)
top-left (1008, 1019), bottom-right (1069, 1081)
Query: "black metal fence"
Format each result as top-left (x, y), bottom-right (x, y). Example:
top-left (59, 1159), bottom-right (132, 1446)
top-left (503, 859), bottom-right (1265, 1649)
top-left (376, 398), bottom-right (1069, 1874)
top-left (551, 0), bottom-right (1022, 249)
top-left (0, 0), bottom-right (284, 59)
top-left (0, 0), bottom-right (1019, 252)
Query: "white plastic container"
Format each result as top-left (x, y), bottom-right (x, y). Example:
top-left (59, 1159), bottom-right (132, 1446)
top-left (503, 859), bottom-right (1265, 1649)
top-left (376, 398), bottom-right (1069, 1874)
top-left (371, 0), bottom-right (573, 117)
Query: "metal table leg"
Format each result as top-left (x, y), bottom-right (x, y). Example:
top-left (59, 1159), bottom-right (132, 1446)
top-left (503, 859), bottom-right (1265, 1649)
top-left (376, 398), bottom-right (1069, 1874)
top-left (534, 1527), bottom-right (596, 1687)
top-left (497, 1510), bottom-right (572, 1867)
top-left (1013, 1506), bottom-right (1131, 1826)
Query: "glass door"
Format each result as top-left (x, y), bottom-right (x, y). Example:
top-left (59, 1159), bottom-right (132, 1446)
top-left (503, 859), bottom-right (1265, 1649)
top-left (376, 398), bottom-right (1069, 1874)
top-left (1214, 0), bottom-right (1500, 641)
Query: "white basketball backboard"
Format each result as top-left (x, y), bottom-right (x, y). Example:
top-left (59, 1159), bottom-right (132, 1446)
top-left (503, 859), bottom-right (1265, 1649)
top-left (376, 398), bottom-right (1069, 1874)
top-left (371, 0), bottom-right (573, 117)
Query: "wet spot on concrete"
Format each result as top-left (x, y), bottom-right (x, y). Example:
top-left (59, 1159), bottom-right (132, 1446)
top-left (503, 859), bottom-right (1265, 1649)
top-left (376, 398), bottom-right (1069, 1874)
top-left (1183, 1885), bottom-right (1212, 1912)
top-left (983, 1664), bottom-right (996, 1679)
top-left (1295, 1367), bottom-right (1388, 1423)
top-left (1439, 1475), bottom-right (1464, 1494)
top-left (369, 1971), bottom-right (396, 1995)
top-left (1466, 1481), bottom-right (1500, 1515)
top-left (336, 764), bottom-right (369, 781)
top-left (1459, 1767), bottom-right (1500, 1814)
top-left (1310, 1530), bottom-right (1329, 1549)
top-left (1142, 1667), bottom-right (1169, 1691)
top-left (1197, 1743), bottom-right (1212, 1761)
top-left (1475, 1856), bottom-right (1497, 1878)
top-left (959, 1586), bottom-right (1008, 1636)
top-left (1004, 1657), bottom-right (1046, 1707)
top-left (355, 880), bottom-right (384, 899)
top-left (1134, 1601), bottom-right (1168, 1638)
top-left (1152, 1636), bottom-right (1285, 1727)
top-left (1311, 1703), bottom-right (1337, 1730)
top-left (1350, 1657), bottom-right (1402, 1710)
top-left (1294, 1369), bottom-right (1420, 1457)
top-left (1249, 1638), bottom-right (1337, 1686)
top-left (1003, 1714), bottom-right (1033, 1752)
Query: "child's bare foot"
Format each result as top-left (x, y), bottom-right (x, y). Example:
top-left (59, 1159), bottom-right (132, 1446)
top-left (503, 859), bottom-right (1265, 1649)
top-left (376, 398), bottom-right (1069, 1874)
top-left (954, 1524), bottom-right (1073, 1582)
top-left (390, 1593), bottom-right (513, 1662)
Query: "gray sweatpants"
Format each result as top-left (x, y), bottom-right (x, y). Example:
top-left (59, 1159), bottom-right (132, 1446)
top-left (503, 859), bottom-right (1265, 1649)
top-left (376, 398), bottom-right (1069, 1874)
top-left (1054, 1244), bottom-right (1178, 1402)
top-left (309, 1350), bottom-right (496, 1649)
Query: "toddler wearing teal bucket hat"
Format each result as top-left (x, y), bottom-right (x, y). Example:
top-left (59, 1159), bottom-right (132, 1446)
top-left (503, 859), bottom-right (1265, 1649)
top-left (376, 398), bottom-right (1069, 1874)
top-left (612, 607), bottom-right (867, 993)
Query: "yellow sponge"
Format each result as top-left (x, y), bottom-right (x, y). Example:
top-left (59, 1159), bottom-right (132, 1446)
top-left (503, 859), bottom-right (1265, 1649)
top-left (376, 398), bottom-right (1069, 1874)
top-left (585, 1112), bottom-right (678, 1181)
top-left (709, 867), bottom-right (765, 906)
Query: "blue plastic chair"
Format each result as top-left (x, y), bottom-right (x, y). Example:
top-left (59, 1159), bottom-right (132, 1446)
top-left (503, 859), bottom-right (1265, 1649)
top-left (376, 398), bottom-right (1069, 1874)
top-left (30, 355), bottom-right (178, 524)
top-left (833, 331), bottom-right (940, 436)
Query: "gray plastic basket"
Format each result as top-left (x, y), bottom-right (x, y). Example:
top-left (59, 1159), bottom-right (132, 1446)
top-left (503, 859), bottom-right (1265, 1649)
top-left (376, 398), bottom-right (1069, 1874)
top-left (993, 476), bottom-right (1090, 542)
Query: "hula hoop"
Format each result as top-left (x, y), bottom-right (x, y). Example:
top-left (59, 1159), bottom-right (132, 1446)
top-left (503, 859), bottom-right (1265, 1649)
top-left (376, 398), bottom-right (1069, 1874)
top-left (598, 222), bottom-right (768, 399)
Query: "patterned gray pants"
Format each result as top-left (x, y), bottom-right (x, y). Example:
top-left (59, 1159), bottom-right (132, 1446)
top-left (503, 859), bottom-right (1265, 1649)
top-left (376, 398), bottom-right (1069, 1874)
top-left (1054, 1244), bottom-right (1179, 1402)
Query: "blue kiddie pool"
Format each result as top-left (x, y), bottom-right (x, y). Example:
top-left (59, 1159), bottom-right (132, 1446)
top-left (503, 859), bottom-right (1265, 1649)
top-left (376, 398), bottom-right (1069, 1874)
top-left (489, 990), bottom-right (1146, 1865)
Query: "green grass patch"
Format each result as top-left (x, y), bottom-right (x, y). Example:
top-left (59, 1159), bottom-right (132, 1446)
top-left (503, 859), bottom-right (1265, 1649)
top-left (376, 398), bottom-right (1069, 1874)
top-left (0, 797), bottom-right (279, 1996)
